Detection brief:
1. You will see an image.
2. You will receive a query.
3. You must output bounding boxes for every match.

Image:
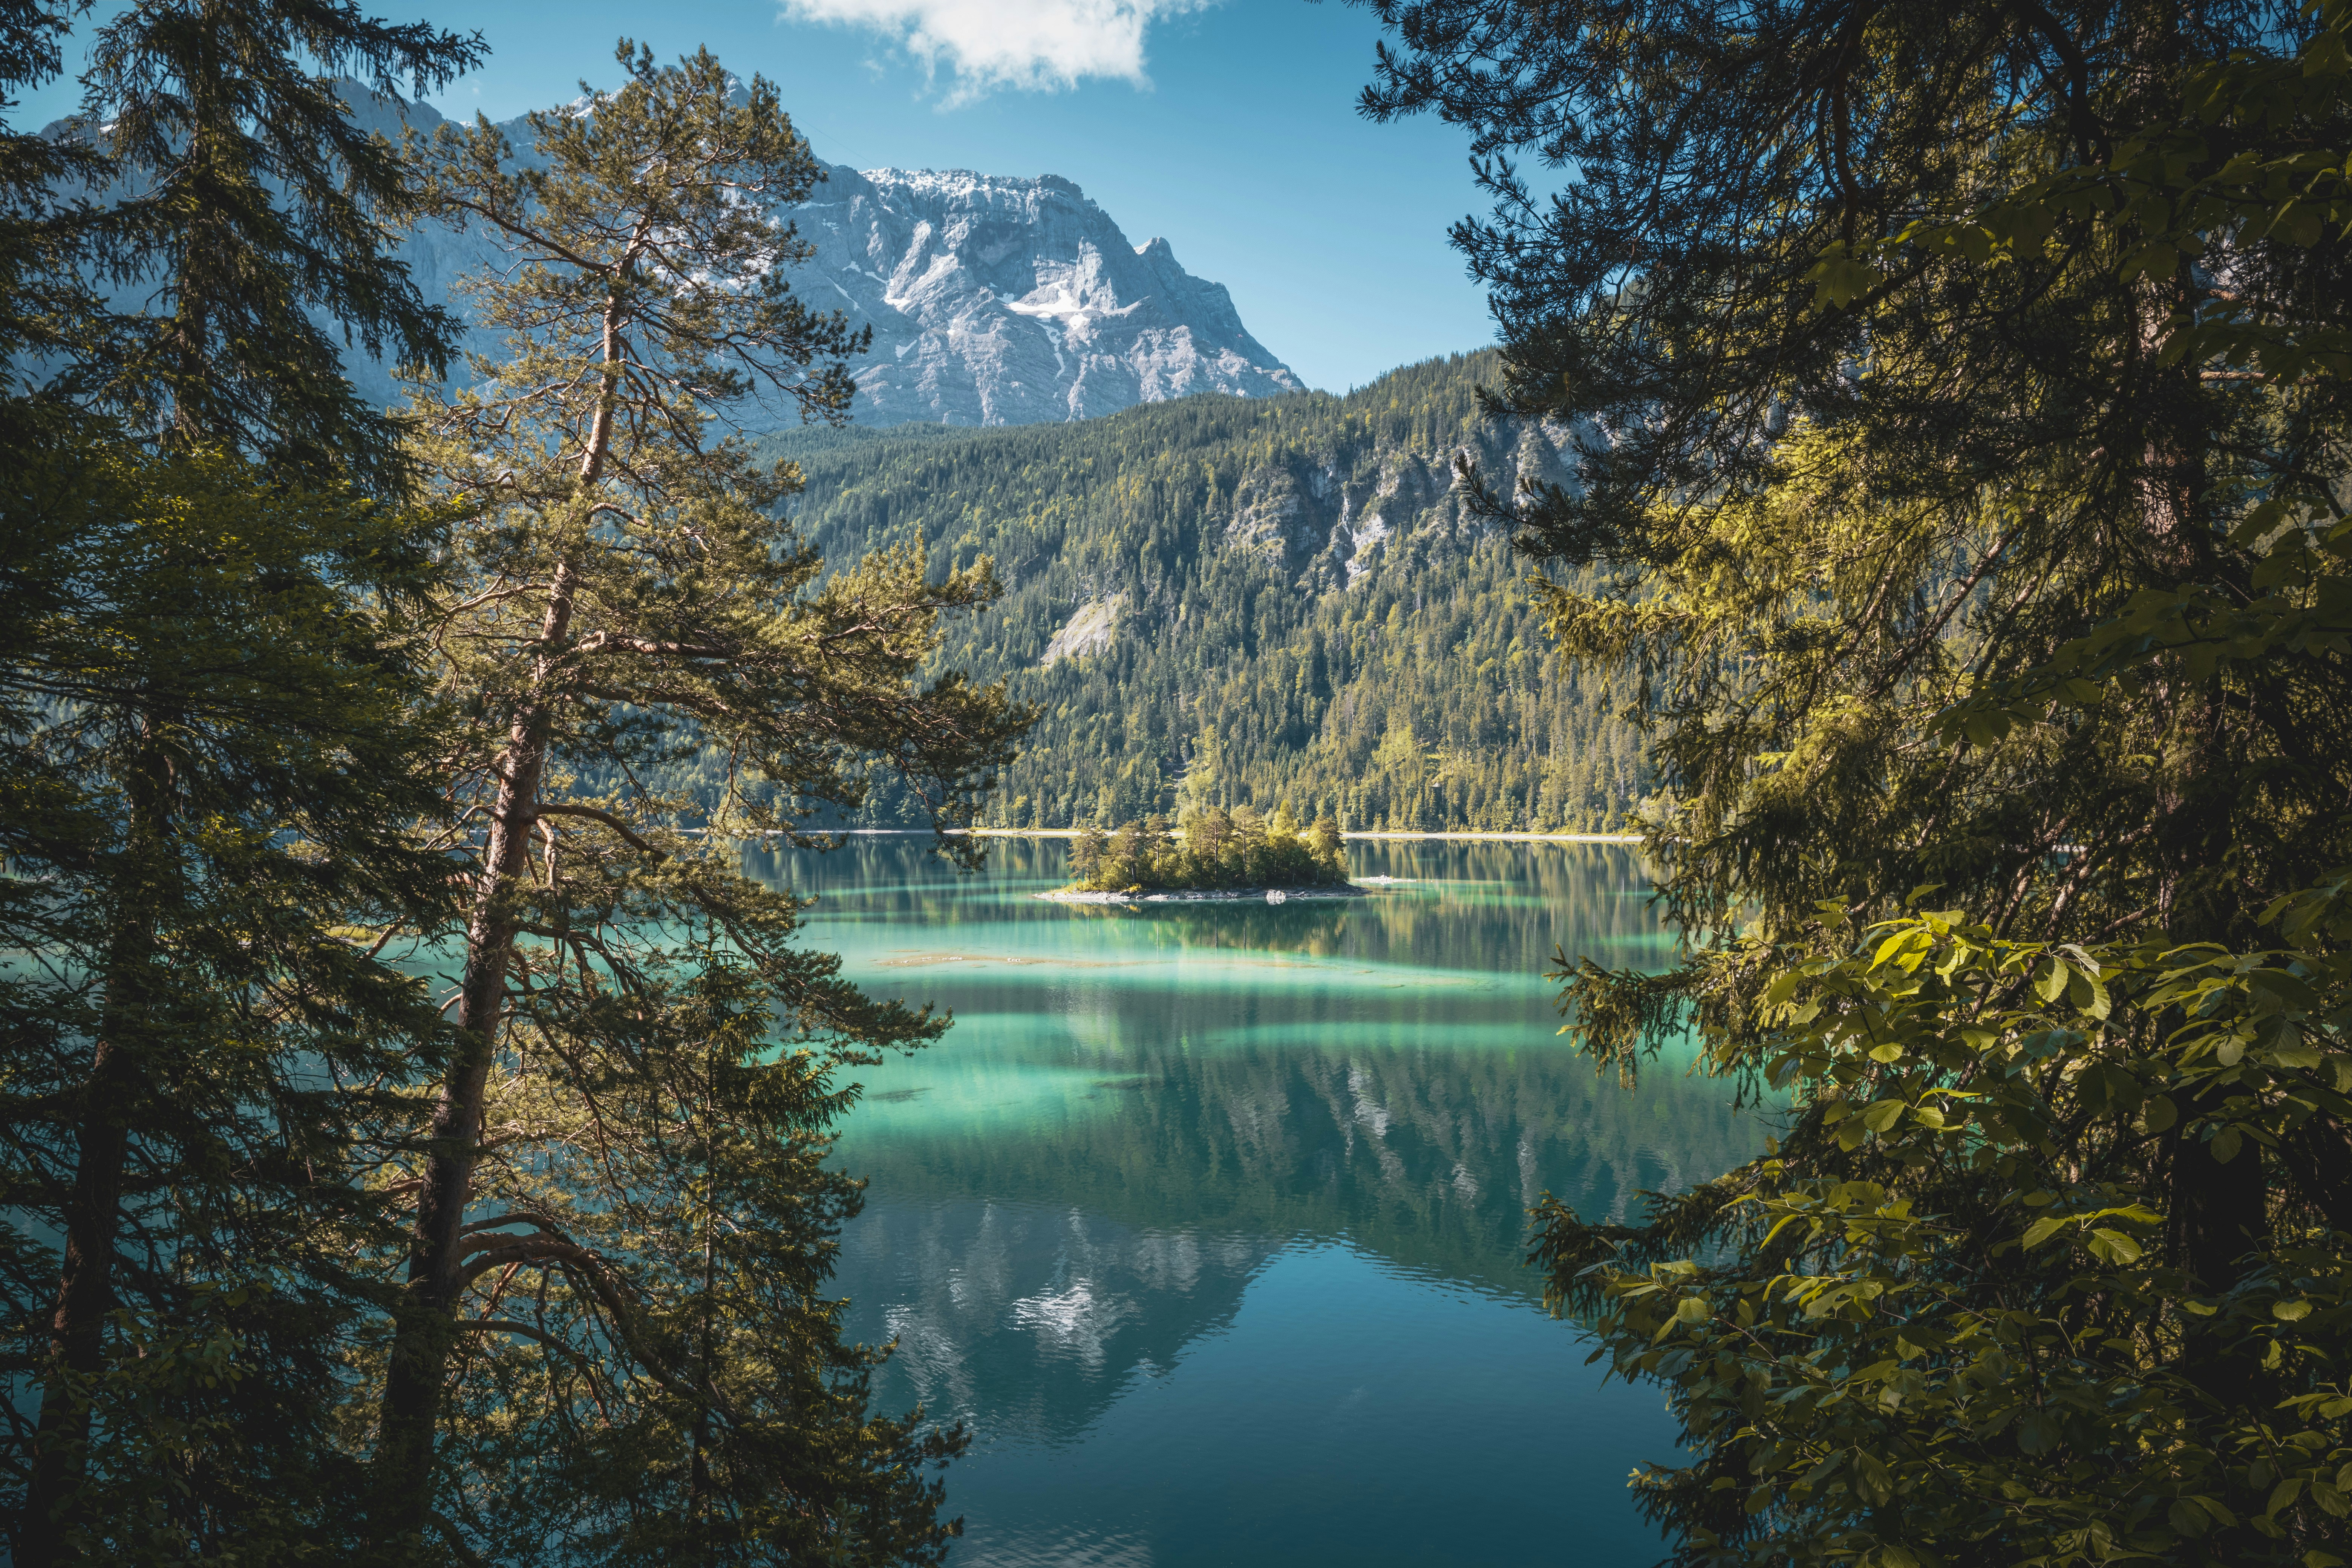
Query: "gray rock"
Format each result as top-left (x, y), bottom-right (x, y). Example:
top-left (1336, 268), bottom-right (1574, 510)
top-left (787, 165), bottom-right (1302, 426)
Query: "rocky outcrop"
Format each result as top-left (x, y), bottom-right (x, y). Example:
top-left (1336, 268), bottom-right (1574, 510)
top-left (1041, 595), bottom-right (1124, 667)
top-left (1219, 417), bottom-right (1583, 596)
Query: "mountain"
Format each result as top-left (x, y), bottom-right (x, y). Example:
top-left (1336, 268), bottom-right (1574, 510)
top-left (747, 351), bottom-right (1657, 834)
top-left (320, 87), bottom-right (1303, 425)
top-left (791, 165), bottom-right (1302, 426)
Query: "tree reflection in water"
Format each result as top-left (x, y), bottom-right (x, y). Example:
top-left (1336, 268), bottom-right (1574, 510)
top-left (746, 837), bottom-right (1758, 1561)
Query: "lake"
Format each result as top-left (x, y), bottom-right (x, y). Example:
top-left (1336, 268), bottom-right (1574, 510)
top-left (744, 836), bottom-right (1757, 1568)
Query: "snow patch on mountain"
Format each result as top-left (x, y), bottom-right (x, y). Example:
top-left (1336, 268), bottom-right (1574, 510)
top-left (790, 164), bottom-right (1302, 425)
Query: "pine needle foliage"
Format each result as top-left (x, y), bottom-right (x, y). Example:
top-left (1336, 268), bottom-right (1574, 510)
top-left (69, 0), bottom-right (482, 487)
top-left (0, 6), bottom-right (113, 377)
top-left (363, 44), bottom-right (1027, 1564)
top-left (0, 439), bottom-right (460, 1565)
top-left (3, 6), bottom-right (479, 1561)
top-left (1363, 2), bottom-right (2352, 1563)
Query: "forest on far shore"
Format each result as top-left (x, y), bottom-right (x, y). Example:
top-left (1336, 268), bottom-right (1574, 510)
top-left (748, 351), bottom-right (1658, 835)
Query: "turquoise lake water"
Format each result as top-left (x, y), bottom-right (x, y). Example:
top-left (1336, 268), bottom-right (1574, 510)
top-left (745, 837), bottom-right (1757, 1568)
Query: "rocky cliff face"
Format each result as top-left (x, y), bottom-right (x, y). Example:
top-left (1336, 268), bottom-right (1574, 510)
top-left (790, 165), bottom-right (1302, 426)
top-left (1216, 413), bottom-right (1580, 601)
top-left (328, 88), bottom-right (1303, 426)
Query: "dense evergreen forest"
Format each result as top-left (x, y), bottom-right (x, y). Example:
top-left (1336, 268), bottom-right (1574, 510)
top-left (754, 352), bottom-right (1655, 832)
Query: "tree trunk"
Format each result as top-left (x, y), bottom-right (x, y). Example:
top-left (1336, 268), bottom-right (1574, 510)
top-left (366, 557), bottom-right (577, 1553)
top-left (20, 755), bottom-right (165, 1568)
top-left (364, 230), bottom-right (645, 1557)
top-left (2130, 264), bottom-right (2270, 1428)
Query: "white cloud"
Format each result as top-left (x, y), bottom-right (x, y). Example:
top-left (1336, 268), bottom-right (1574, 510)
top-left (779, 0), bottom-right (1215, 101)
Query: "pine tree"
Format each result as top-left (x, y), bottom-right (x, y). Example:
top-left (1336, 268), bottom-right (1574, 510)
top-left (363, 45), bottom-right (1026, 1562)
top-left (1, 441), bottom-right (459, 1562)
top-left (0, 6), bottom-right (111, 382)
top-left (70, 0), bottom-right (483, 488)
top-left (2, 2), bottom-right (480, 1559)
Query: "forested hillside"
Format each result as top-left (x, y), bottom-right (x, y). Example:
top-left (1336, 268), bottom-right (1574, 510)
top-left (760, 352), bottom-right (1653, 832)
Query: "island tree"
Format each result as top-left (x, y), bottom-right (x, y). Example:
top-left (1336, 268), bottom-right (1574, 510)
top-left (365, 45), bottom-right (1027, 1563)
top-left (1066, 804), bottom-right (1349, 892)
top-left (1362, 1), bottom-right (2351, 1563)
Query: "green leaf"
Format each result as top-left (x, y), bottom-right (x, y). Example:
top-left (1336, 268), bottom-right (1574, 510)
top-left (1795, 1449), bottom-right (1847, 1490)
top-left (1808, 255), bottom-right (1884, 309)
top-left (2023, 1216), bottom-right (2066, 1248)
top-left (2274, 1298), bottom-right (2314, 1322)
top-left (2248, 968), bottom-right (2322, 1011)
top-left (2230, 498), bottom-right (2292, 547)
top-left (1862, 1099), bottom-right (1906, 1133)
top-left (2066, 968), bottom-right (2095, 1011)
top-left (2090, 1227), bottom-right (2143, 1263)
top-left (2037, 959), bottom-right (2068, 1004)
top-left (2213, 1127), bottom-right (2244, 1164)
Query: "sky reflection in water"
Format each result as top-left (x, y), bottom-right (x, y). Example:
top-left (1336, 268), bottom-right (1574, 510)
top-left (747, 838), bottom-right (1759, 1568)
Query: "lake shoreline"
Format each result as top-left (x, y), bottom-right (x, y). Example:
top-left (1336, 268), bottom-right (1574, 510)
top-left (829, 828), bottom-right (1646, 845)
top-left (1037, 885), bottom-right (1368, 905)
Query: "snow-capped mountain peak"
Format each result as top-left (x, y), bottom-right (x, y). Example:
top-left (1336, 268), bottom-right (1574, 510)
top-left (788, 163), bottom-right (1301, 425)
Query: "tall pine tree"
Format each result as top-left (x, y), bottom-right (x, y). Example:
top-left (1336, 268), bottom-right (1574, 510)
top-left (73, 0), bottom-right (482, 488)
top-left (363, 45), bottom-right (1026, 1563)
top-left (2, 1), bottom-right (479, 1559)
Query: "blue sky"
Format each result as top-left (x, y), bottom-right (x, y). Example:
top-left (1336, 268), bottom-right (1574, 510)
top-left (17, 2), bottom-right (1500, 394)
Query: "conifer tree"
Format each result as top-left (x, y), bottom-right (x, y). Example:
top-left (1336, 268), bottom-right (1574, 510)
top-left (364, 44), bottom-right (1026, 1562)
top-left (2, 445), bottom-right (457, 1565)
top-left (0, 6), bottom-right (111, 384)
top-left (72, 0), bottom-right (483, 487)
top-left (2, 2), bottom-right (479, 1559)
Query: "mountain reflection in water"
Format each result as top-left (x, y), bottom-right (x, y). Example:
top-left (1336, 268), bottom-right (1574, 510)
top-left (749, 838), bottom-right (1759, 1568)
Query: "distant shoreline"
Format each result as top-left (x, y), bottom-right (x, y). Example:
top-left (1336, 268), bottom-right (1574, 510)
top-left (1038, 885), bottom-right (1368, 905)
top-left (929, 829), bottom-right (1645, 845)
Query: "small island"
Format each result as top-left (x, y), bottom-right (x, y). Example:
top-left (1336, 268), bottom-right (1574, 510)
top-left (1040, 805), bottom-right (1364, 903)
